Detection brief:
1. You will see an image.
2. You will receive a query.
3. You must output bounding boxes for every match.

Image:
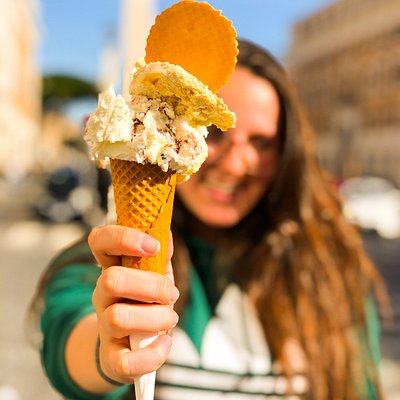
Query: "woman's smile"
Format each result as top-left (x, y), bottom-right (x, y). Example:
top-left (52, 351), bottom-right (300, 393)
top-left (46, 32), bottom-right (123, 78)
top-left (204, 175), bottom-right (242, 202)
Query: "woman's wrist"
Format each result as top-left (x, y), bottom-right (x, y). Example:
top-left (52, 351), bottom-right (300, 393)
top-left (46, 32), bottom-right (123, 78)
top-left (95, 337), bottom-right (125, 387)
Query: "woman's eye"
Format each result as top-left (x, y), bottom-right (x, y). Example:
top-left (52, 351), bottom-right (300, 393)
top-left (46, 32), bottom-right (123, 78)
top-left (249, 136), bottom-right (278, 151)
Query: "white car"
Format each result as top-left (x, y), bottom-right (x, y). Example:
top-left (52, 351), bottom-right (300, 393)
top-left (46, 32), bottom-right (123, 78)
top-left (339, 176), bottom-right (400, 239)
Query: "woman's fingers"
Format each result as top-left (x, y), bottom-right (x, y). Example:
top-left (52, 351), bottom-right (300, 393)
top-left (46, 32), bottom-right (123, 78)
top-left (88, 225), bottom-right (160, 268)
top-left (100, 334), bottom-right (173, 384)
top-left (93, 266), bottom-right (179, 311)
top-left (101, 302), bottom-right (179, 339)
top-left (90, 225), bottom-right (178, 383)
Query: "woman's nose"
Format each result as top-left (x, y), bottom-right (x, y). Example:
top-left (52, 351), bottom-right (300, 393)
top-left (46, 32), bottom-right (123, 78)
top-left (216, 142), bottom-right (250, 176)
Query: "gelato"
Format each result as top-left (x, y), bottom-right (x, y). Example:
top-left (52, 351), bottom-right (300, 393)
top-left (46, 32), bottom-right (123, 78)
top-left (85, 60), bottom-right (235, 182)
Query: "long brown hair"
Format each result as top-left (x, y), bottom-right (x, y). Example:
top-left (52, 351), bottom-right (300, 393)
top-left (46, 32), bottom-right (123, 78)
top-left (172, 39), bottom-right (389, 399)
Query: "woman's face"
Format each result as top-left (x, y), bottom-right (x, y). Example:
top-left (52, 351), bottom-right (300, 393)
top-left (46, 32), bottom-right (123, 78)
top-left (177, 66), bottom-right (281, 228)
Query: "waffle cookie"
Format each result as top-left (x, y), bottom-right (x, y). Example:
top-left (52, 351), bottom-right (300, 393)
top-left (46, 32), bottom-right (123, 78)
top-left (145, 0), bottom-right (238, 92)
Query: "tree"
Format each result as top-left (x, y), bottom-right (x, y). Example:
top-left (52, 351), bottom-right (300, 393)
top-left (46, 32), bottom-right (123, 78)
top-left (42, 74), bottom-right (98, 112)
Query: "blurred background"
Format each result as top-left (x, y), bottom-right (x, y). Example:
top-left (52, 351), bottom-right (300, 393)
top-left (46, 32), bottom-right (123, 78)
top-left (0, 0), bottom-right (399, 399)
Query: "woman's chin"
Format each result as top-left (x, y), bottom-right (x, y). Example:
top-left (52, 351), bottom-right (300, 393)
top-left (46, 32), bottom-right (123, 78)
top-left (196, 208), bottom-right (241, 229)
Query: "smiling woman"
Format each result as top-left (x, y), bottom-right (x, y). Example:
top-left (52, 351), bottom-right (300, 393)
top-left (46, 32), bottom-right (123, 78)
top-left (29, 38), bottom-right (389, 400)
top-left (177, 67), bottom-right (281, 227)
top-left (169, 39), bottom-right (389, 399)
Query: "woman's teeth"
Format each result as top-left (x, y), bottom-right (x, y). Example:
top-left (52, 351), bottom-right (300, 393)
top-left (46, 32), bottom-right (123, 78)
top-left (206, 177), bottom-right (238, 194)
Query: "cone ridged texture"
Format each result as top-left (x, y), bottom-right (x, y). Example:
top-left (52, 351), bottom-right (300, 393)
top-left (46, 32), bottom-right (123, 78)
top-left (110, 159), bottom-right (176, 274)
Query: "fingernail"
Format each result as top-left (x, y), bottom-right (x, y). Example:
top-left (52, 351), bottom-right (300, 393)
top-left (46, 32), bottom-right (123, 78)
top-left (139, 235), bottom-right (160, 254)
top-left (160, 334), bottom-right (173, 349)
top-left (172, 312), bottom-right (179, 327)
top-left (171, 286), bottom-right (180, 303)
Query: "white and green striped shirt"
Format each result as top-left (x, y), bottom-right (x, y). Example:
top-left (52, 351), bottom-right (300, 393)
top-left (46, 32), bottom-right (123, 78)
top-left (154, 279), bottom-right (308, 399)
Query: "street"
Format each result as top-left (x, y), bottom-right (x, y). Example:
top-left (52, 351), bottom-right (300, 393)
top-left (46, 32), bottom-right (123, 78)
top-left (0, 180), bottom-right (85, 400)
top-left (0, 179), bottom-right (399, 399)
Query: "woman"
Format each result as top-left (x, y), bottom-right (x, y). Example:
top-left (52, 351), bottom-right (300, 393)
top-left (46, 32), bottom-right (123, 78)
top-left (30, 39), bottom-right (388, 399)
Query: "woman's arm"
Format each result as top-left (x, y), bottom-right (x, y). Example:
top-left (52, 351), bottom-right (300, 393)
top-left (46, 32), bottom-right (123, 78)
top-left (64, 225), bottom-right (179, 394)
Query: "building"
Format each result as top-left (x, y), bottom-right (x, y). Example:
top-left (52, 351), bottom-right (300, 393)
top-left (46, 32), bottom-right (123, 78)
top-left (0, 0), bottom-right (41, 182)
top-left (287, 0), bottom-right (400, 186)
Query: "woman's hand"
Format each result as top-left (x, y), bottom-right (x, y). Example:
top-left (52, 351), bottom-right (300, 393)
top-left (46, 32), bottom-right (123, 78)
top-left (89, 225), bottom-right (179, 385)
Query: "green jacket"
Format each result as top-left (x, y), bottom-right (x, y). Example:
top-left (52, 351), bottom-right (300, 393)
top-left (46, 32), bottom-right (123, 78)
top-left (39, 238), bottom-right (381, 399)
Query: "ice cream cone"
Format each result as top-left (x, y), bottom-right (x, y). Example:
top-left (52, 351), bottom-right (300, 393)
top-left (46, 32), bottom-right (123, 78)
top-left (109, 159), bottom-right (176, 273)
top-left (109, 159), bottom-right (176, 400)
top-left (86, 2), bottom-right (238, 399)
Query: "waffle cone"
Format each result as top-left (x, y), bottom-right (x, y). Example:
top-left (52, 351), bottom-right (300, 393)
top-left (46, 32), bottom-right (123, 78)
top-left (110, 159), bottom-right (176, 274)
top-left (145, 0), bottom-right (237, 93)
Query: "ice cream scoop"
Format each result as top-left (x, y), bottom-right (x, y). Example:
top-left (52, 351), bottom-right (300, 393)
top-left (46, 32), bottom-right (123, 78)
top-left (85, 60), bottom-right (235, 182)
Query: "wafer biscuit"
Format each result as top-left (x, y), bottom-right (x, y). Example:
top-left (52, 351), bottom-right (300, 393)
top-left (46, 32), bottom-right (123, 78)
top-left (145, 0), bottom-right (238, 92)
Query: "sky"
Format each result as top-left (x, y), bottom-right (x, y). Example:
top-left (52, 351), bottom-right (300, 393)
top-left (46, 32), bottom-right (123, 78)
top-left (39, 0), bottom-right (335, 84)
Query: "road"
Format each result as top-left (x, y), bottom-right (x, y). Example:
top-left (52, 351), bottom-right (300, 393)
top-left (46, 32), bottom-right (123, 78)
top-left (0, 180), bottom-right (85, 400)
top-left (0, 179), bottom-right (399, 399)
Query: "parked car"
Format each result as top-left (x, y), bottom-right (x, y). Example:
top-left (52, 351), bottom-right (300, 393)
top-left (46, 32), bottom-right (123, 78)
top-left (34, 166), bottom-right (110, 226)
top-left (339, 176), bottom-right (400, 239)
